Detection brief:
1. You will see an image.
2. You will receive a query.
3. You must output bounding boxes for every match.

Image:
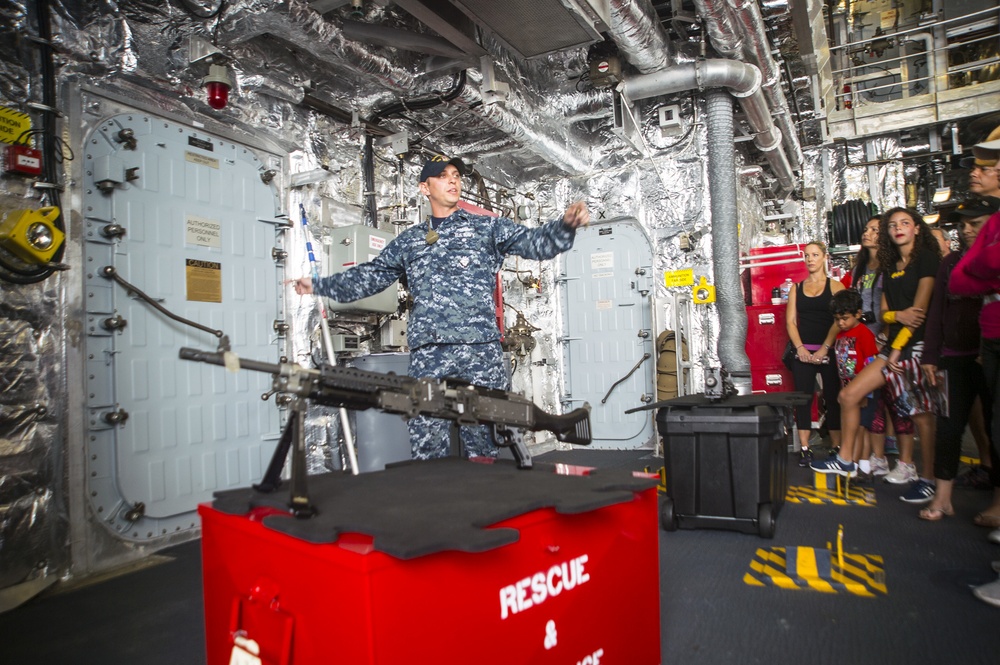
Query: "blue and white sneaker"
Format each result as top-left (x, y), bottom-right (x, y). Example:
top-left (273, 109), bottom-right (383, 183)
top-left (900, 479), bottom-right (935, 504)
top-left (810, 456), bottom-right (857, 478)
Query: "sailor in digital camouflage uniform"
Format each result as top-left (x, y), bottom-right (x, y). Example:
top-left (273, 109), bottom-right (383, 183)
top-left (291, 155), bottom-right (590, 460)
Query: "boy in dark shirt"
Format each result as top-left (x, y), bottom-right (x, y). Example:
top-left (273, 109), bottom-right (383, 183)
top-left (830, 290), bottom-right (881, 476)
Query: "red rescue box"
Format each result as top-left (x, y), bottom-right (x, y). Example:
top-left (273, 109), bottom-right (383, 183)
top-left (200, 458), bottom-right (661, 665)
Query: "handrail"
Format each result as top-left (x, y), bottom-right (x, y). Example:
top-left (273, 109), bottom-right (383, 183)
top-left (829, 6), bottom-right (999, 52)
top-left (832, 31), bottom-right (1000, 77)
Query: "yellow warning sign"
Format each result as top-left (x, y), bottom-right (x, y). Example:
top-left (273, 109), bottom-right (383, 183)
top-left (186, 258), bottom-right (222, 303)
top-left (0, 107), bottom-right (31, 145)
top-left (664, 268), bottom-right (694, 288)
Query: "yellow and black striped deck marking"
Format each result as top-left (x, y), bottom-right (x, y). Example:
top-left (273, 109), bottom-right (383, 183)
top-left (787, 469), bottom-right (875, 505)
top-left (743, 546), bottom-right (886, 596)
top-left (786, 484), bottom-right (876, 506)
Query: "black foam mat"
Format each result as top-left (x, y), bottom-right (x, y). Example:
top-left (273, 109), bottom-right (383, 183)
top-left (211, 457), bottom-right (657, 560)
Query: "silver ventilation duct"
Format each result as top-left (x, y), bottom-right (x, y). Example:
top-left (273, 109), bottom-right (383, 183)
top-left (607, 0), bottom-right (672, 74)
top-left (705, 88), bottom-right (751, 389)
top-left (452, 68), bottom-right (593, 174)
top-left (693, 0), bottom-right (744, 59)
top-left (218, 0), bottom-right (422, 92)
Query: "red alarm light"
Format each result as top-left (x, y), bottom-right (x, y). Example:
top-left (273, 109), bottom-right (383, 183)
top-left (203, 64), bottom-right (232, 110)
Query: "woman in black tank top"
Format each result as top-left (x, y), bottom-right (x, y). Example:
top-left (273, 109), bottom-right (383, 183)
top-left (786, 241), bottom-right (846, 463)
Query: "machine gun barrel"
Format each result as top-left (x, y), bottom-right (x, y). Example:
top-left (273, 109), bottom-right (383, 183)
top-left (178, 347), bottom-right (592, 452)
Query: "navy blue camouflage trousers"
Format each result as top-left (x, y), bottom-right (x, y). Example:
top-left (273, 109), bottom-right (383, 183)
top-left (407, 341), bottom-right (509, 460)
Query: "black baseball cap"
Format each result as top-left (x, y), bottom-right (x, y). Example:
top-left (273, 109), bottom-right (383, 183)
top-left (419, 155), bottom-right (468, 182)
top-left (953, 196), bottom-right (1000, 219)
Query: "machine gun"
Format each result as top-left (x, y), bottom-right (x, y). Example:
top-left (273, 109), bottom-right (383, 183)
top-left (179, 347), bottom-right (592, 516)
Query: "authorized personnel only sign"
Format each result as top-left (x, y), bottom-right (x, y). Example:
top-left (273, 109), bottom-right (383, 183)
top-left (186, 215), bottom-right (222, 249)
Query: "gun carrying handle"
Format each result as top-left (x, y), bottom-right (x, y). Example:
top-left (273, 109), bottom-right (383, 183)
top-left (532, 405), bottom-right (592, 446)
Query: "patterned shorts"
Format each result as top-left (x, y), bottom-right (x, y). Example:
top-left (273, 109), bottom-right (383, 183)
top-left (881, 342), bottom-right (948, 418)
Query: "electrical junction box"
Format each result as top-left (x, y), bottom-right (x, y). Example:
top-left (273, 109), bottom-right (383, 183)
top-left (324, 224), bottom-right (398, 314)
top-left (589, 55), bottom-right (622, 88)
top-left (658, 104), bottom-right (683, 137)
top-left (331, 333), bottom-right (360, 354)
top-left (380, 319), bottom-right (407, 349)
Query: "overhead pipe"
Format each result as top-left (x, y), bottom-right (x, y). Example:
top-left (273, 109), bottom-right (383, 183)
top-left (690, 0), bottom-right (744, 59)
top-left (620, 59), bottom-right (795, 192)
top-left (218, 0), bottom-right (421, 93)
top-left (222, 1), bottom-right (592, 174)
top-left (694, 0), bottom-right (804, 171)
top-left (450, 68), bottom-right (591, 174)
top-left (607, 0), bottom-right (672, 74)
top-left (724, 0), bottom-right (804, 170)
top-left (705, 88), bottom-right (751, 390)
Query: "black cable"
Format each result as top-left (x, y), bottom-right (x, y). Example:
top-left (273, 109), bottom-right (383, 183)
top-left (369, 70), bottom-right (467, 125)
top-left (14, 128), bottom-right (74, 163)
top-left (0, 0), bottom-right (64, 284)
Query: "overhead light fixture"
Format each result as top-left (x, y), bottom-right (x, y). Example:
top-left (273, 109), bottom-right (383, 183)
top-left (924, 212), bottom-right (940, 224)
top-left (932, 187), bottom-right (951, 203)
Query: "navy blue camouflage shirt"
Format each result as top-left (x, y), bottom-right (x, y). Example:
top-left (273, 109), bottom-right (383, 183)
top-left (312, 209), bottom-right (576, 349)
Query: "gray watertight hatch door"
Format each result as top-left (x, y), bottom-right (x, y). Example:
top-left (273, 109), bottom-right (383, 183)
top-left (558, 217), bottom-right (655, 449)
top-left (83, 112), bottom-right (284, 541)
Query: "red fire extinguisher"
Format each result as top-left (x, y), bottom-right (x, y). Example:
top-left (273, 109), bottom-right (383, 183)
top-left (843, 83), bottom-right (852, 110)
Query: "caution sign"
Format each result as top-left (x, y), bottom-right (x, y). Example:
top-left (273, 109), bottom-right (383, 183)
top-left (186, 259), bottom-right (222, 303)
top-left (0, 107), bottom-right (31, 145)
top-left (664, 268), bottom-right (694, 288)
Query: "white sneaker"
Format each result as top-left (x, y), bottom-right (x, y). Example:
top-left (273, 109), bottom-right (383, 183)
top-left (989, 529), bottom-right (1000, 546)
top-left (884, 461), bottom-right (918, 485)
top-left (973, 578), bottom-right (1000, 608)
top-left (869, 455), bottom-right (890, 477)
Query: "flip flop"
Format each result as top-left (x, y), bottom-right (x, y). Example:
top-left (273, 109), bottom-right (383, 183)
top-left (919, 506), bottom-right (954, 521)
top-left (974, 513), bottom-right (1000, 528)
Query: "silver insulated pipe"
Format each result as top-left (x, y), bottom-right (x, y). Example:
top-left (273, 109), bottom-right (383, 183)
top-left (608, 0), bottom-right (672, 74)
top-left (620, 59), bottom-right (795, 192)
top-left (694, 0), bottom-right (804, 171)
